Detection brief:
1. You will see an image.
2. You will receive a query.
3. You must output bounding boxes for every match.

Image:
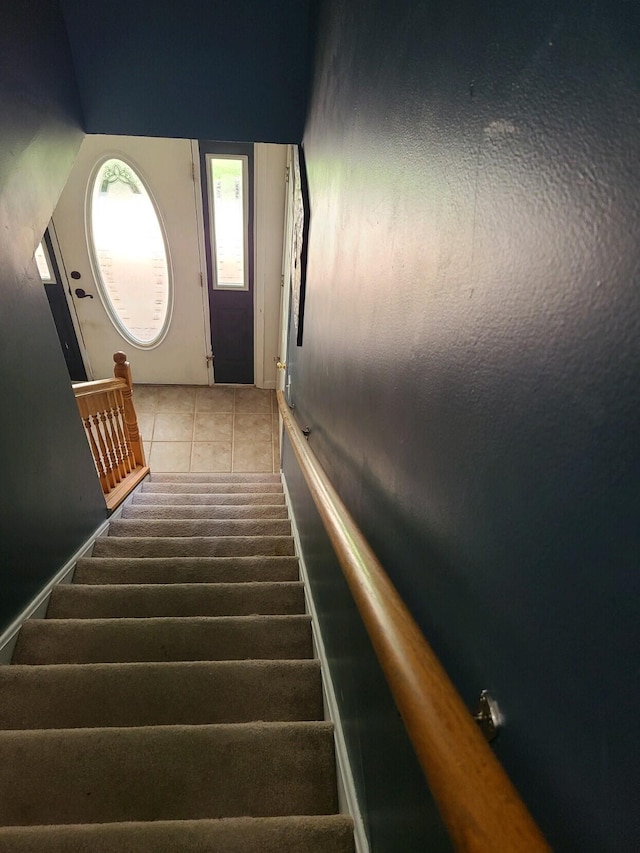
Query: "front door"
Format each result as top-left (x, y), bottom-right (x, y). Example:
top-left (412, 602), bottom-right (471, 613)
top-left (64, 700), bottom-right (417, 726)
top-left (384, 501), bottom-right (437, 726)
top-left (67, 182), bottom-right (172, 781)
top-left (199, 142), bottom-right (254, 384)
top-left (52, 135), bottom-right (210, 384)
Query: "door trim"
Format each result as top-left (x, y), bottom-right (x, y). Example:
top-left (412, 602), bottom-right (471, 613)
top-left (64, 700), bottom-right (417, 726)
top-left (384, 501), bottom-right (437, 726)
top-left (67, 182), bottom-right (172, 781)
top-left (254, 143), bottom-right (288, 391)
top-left (254, 144), bottom-right (268, 390)
top-left (276, 144), bottom-right (295, 393)
top-left (190, 140), bottom-right (215, 385)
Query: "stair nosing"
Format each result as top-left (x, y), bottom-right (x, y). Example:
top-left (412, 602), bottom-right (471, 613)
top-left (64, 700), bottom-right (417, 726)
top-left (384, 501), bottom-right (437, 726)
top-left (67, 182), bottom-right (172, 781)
top-left (0, 719), bottom-right (335, 738)
top-left (2, 659), bottom-right (322, 673)
top-left (52, 581), bottom-right (305, 591)
top-left (21, 614), bottom-right (313, 626)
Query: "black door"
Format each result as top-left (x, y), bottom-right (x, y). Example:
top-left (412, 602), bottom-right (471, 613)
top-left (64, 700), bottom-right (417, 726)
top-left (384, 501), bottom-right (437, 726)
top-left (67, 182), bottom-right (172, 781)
top-left (38, 230), bottom-right (87, 382)
top-left (199, 141), bottom-right (254, 384)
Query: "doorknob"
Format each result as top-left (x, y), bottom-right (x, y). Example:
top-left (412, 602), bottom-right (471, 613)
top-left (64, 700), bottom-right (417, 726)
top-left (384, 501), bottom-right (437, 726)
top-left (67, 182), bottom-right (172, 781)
top-left (276, 361), bottom-right (286, 370)
top-left (74, 288), bottom-right (94, 299)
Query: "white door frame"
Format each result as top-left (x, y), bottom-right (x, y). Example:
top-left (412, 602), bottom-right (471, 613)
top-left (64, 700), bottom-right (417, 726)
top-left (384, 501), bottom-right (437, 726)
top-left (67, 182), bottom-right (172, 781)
top-left (277, 144), bottom-right (295, 393)
top-left (253, 143), bottom-right (288, 390)
top-left (189, 140), bottom-right (215, 385)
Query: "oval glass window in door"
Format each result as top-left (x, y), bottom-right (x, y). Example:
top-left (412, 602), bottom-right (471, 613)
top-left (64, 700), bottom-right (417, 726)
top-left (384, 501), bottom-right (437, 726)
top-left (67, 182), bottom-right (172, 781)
top-left (88, 157), bottom-right (172, 347)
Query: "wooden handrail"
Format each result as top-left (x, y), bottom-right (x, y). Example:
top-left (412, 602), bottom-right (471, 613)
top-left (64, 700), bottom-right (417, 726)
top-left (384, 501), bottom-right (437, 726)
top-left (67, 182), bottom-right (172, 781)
top-left (74, 353), bottom-right (149, 510)
top-left (277, 390), bottom-right (550, 852)
top-left (72, 378), bottom-right (126, 398)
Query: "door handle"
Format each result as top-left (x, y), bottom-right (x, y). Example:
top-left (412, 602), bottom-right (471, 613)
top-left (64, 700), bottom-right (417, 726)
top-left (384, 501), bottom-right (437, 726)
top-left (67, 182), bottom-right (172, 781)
top-left (74, 288), bottom-right (94, 299)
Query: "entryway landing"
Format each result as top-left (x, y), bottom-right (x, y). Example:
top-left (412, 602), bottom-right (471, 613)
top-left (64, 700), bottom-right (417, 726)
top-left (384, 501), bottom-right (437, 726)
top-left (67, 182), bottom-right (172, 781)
top-left (134, 385), bottom-right (280, 475)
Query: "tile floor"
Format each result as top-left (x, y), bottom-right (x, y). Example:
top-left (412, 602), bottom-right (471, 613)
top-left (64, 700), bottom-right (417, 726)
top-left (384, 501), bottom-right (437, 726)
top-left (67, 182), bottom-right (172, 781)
top-left (134, 385), bottom-right (281, 474)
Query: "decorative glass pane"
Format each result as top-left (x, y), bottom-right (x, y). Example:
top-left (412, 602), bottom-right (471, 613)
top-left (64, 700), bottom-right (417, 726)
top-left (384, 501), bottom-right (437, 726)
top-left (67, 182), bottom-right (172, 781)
top-left (209, 157), bottom-right (246, 288)
top-left (35, 242), bottom-right (53, 282)
top-left (89, 158), bottom-right (171, 346)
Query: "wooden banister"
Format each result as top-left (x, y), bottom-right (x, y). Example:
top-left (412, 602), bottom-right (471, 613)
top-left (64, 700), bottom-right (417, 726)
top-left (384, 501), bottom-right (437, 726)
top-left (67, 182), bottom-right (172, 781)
top-left (113, 351), bottom-right (145, 468)
top-left (73, 353), bottom-right (149, 510)
top-left (277, 390), bottom-right (549, 852)
top-left (71, 378), bottom-right (125, 397)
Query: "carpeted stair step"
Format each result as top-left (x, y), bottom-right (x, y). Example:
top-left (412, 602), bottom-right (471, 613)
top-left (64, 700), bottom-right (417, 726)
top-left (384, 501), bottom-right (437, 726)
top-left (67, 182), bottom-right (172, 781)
top-left (107, 518), bottom-right (292, 538)
top-left (130, 492), bottom-right (285, 506)
top-left (92, 535), bottom-right (295, 558)
top-left (0, 721), bottom-right (337, 825)
top-left (122, 503), bottom-right (289, 520)
top-left (73, 556), bottom-right (301, 584)
top-left (132, 491), bottom-right (286, 505)
top-left (142, 482), bottom-right (284, 494)
top-left (0, 815), bottom-right (355, 853)
top-left (47, 582), bottom-right (305, 618)
top-left (149, 473), bottom-right (282, 483)
top-left (12, 615), bottom-right (313, 664)
top-left (0, 660), bottom-right (323, 729)
top-left (0, 466), bottom-right (354, 850)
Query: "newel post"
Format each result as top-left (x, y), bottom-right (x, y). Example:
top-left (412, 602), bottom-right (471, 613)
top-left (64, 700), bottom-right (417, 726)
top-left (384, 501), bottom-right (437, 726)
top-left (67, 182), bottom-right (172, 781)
top-left (113, 351), bottom-right (146, 466)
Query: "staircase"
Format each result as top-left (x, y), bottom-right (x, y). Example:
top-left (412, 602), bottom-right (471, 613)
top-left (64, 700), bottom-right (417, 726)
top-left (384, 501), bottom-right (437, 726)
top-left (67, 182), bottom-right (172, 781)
top-left (0, 473), bottom-right (355, 852)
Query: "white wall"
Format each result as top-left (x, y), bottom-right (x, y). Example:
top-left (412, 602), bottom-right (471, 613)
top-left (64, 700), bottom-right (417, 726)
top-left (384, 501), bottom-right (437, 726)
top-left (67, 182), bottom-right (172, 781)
top-left (254, 143), bottom-right (288, 389)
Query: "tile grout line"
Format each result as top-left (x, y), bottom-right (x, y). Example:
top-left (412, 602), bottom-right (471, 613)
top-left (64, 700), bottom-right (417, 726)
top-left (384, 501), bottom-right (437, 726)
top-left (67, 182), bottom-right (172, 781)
top-left (139, 385), bottom-right (277, 473)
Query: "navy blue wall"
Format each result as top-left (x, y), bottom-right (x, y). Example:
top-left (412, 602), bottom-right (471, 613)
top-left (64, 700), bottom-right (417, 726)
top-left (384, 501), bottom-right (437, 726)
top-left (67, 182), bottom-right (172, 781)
top-left (60, 0), bottom-right (315, 143)
top-left (0, 1), bottom-right (107, 632)
top-left (287, 0), bottom-right (640, 848)
top-left (283, 435), bottom-right (451, 852)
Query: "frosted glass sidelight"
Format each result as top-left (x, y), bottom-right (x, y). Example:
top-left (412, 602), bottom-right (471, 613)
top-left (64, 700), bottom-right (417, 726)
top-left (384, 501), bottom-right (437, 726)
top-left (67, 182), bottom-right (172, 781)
top-left (209, 157), bottom-right (247, 289)
top-left (89, 158), bottom-right (172, 346)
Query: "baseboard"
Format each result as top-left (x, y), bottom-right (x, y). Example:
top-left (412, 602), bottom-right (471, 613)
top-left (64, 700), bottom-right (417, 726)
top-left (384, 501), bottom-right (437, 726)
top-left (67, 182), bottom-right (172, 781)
top-left (0, 483), bottom-right (140, 665)
top-left (282, 475), bottom-right (370, 853)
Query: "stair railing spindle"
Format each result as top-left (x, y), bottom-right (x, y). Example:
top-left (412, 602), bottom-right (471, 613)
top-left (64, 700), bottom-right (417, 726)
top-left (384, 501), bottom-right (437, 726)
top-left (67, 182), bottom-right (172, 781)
top-left (76, 394), bottom-right (109, 492)
top-left (113, 352), bottom-right (146, 468)
top-left (73, 353), bottom-right (150, 510)
top-left (108, 388), bottom-right (134, 476)
top-left (91, 409), bottom-right (117, 490)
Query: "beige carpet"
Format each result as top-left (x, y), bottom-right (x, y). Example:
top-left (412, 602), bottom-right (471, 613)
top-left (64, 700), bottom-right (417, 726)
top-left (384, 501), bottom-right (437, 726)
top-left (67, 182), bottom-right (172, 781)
top-left (0, 473), bottom-right (355, 852)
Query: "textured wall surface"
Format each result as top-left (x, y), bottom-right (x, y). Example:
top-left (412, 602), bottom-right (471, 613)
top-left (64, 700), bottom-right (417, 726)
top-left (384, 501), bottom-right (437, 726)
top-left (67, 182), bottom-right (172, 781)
top-left (0, 1), bottom-right (107, 632)
top-left (287, 0), bottom-right (640, 848)
top-left (282, 436), bottom-right (451, 852)
top-left (60, 0), bottom-right (315, 143)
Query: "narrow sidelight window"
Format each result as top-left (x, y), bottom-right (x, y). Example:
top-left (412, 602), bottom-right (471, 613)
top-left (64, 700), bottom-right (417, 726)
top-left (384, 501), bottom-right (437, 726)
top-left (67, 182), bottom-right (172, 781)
top-left (206, 155), bottom-right (249, 290)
